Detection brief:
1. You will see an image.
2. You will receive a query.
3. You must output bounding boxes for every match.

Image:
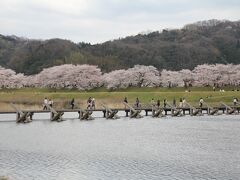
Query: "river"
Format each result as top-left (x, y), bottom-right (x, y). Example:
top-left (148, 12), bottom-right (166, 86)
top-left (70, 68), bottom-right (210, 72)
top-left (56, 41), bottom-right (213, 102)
top-left (0, 113), bottom-right (240, 180)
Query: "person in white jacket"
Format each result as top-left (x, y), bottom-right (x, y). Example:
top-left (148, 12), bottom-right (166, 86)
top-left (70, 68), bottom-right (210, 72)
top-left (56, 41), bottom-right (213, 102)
top-left (43, 97), bottom-right (48, 110)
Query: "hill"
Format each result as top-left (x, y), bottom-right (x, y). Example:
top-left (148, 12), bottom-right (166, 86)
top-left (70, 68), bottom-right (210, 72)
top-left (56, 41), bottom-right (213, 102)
top-left (0, 19), bottom-right (240, 75)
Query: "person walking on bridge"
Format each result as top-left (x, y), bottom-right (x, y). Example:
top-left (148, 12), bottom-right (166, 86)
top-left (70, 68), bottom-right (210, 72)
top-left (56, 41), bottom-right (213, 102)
top-left (182, 98), bottom-right (186, 108)
top-left (163, 99), bottom-right (167, 108)
top-left (179, 98), bottom-right (183, 108)
top-left (199, 98), bottom-right (204, 108)
top-left (124, 97), bottom-right (128, 108)
top-left (233, 97), bottom-right (238, 106)
top-left (157, 99), bottom-right (160, 108)
top-left (70, 98), bottom-right (75, 109)
top-left (151, 98), bottom-right (155, 107)
top-left (91, 98), bottom-right (96, 110)
top-left (87, 97), bottom-right (92, 110)
top-left (43, 97), bottom-right (48, 110)
top-left (135, 97), bottom-right (140, 108)
top-left (48, 99), bottom-right (53, 107)
top-left (173, 98), bottom-right (176, 107)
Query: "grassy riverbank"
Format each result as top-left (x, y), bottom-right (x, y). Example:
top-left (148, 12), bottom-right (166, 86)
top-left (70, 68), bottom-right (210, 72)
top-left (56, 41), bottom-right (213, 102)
top-left (0, 87), bottom-right (239, 111)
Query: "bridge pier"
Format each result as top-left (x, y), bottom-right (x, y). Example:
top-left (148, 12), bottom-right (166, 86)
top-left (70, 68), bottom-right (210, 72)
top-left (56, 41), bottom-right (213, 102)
top-left (125, 110), bottom-right (129, 117)
top-left (2, 103), bottom-right (240, 121)
top-left (145, 110), bottom-right (148, 116)
top-left (103, 110), bottom-right (106, 118)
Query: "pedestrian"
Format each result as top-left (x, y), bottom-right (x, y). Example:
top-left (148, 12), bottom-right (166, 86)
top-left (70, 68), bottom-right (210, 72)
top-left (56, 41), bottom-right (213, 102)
top-left (199, 98), bottom-right (204, 108)
top-left (43, 97), bottom-right (48, 110)
top-left (70, 98), bottom-right (75, 109)
top-left (179, 98), bottom-right (183, 108)
top-left (124, 97), bottom-right (128, 104)
top-left (173, 98), bottom-right (176, 107)
top-left (182, 98), bottom-right (186, 108)
top-left (151, 98), bottom-right (155, 107)
top-left (213, 86), bottom-right (216, 91)
top-left (233, 97), bottom-right (238, 106)
top-left (87, 97), bottom-right (92, 109)
top-left (135, 97), bottom-right (140, 108)
top-left (48, 99), bottom-right (53, 107)
top-left (163, 99), bottom-right (167, 108)
top-left (124, 97), bottom-right (128, 108)
top-left (91, 98), bottom-right (96, 109)
top-left (157, 99), bottom-right (160, 108)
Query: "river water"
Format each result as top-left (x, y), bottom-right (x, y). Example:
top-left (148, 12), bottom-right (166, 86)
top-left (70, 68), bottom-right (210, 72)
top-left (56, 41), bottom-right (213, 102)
top-left (0, 113), bottom-right (240, 180)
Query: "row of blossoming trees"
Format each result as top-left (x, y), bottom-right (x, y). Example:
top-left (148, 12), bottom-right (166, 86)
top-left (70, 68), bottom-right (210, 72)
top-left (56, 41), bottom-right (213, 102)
top-left (0, 64), bottom-right (240, 90)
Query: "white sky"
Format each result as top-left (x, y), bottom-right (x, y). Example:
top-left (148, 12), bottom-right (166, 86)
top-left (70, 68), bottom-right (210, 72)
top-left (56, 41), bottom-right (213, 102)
top-left (0, 0), bottom-right (239, 44)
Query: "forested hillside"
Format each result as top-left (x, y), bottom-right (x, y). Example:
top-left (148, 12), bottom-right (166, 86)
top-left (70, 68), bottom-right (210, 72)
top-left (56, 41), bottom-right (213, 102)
top-left (0, 19), bottom-right (240, 75)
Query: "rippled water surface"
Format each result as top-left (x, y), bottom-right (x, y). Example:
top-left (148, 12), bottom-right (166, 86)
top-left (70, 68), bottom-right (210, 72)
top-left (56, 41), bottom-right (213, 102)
top-left (0, 113), bottom-right (240, 180)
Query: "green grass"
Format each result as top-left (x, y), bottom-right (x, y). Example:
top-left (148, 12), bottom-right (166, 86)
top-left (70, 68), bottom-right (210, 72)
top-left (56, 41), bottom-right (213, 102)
top-left (0, 87), bottom-right (239, 108)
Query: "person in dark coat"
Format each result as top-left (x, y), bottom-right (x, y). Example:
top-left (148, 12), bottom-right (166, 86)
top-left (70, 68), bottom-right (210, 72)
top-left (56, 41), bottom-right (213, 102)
top-left (124, 97), bottom-right (128, 104)
top-left (124, 97), bottom-right (128, 108)
top-left (70, 98), bottom-right (75, 109)
top-left (135, 97), bottom-right (140, 108)
top-left (163, 99), bottom-right (167, 108)
top-left (157, 99), bottom-right (160, 108)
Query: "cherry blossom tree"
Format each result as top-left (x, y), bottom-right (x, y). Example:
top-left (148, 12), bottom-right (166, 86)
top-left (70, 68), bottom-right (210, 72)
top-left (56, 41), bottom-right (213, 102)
top-left (192, 64), bottom-right (240, 87)
top-left (192, 64), bottom-right (221, 86)
top-left (32, 64), bottom-right (103, 90)
top-left (103, 69), bottom-right (131, 89)
top-left (103, 65), bottom-right (161, 89)
top-left (179, 69), bottom-right (194, 88)
top-left (216, 64), bottom-right (240, 86)
top-left (160, 70), bottom-right (183, 87)
top-left (0, 66), bottom-right (26, 88)
top-left (0, 64), bottom-right (239, 89)
top-left (127, 65), bottom-right (161, 87)
top-left (230, 64), bottom-right (240, 86)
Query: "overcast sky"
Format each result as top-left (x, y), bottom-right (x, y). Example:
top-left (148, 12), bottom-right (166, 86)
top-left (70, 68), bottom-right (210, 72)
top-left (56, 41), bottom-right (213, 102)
top-left (0, 0), bottom-right (240, 44)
